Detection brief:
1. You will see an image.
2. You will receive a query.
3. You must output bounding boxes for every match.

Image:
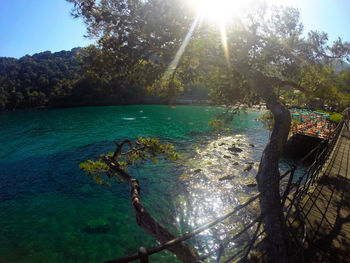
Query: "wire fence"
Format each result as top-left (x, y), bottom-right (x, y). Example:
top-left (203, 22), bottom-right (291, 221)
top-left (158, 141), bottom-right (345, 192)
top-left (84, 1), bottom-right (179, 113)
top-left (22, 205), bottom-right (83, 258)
top-left (106, 120), bottom-right (345, 263)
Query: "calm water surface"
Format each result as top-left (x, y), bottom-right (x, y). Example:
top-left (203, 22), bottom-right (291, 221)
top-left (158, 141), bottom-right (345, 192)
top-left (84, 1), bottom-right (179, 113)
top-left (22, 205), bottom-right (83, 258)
top-left (0, 105), bottom-right (271, 262)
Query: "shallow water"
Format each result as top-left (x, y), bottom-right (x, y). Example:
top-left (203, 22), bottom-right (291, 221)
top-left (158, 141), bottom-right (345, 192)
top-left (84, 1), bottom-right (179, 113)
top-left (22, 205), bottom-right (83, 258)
top-left (0, 105), bottom-right (275, 262)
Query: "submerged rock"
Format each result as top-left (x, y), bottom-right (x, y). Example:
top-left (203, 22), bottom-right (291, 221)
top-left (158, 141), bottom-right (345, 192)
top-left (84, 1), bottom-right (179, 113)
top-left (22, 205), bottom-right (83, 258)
top-left (78, 184), bottom-right (92, 194)
top-left (241, 178), bottom-right (257, 188)
top-left (179, 174), bottom-right (192, 180)
top-left (228, 146), bottom-right (243, 153)
top-left (219, 175), bottom-right (235, 181)
top-left (243, 164), bottom-right (253, 171)
top-left (84, 219), bottom-right (110, 234)
top-left (246, 183), bottom-right (257, 187)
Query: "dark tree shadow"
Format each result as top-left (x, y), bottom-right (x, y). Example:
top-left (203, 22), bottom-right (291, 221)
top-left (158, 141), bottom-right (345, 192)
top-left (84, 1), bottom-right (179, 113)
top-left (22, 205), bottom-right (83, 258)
top-left (303, 175), bottom-right (350, 262)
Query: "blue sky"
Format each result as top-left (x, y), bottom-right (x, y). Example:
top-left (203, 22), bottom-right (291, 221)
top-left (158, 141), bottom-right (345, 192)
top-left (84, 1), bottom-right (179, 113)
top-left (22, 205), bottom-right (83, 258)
top-left (0, 0), bottom-right (93, 58)
top-left (292, 0), bottom-right (350, 42)
top-left (0, 0), bottom-right (350, 58)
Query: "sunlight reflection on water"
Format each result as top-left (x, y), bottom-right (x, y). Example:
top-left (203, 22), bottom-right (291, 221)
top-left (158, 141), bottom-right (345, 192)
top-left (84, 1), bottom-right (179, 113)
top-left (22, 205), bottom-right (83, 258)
top-left (175, 134), bottom-right (263, 257)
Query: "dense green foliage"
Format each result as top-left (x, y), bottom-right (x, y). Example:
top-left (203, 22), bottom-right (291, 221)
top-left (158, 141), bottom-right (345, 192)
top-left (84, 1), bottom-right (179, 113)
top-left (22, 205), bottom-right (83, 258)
top-left (258, 111), bottom-right (275, 131)
top-left (79, 137), bottom-right (179, 185)
top-left (329, 113), bottom-right (344, 123)
top-left (0, 49), bottom-right (81, 110)
top-left (0, 48), bottom-right (168, 111)
top-left (279, 64), bottom-right (350, 111)
top-left (69, 0), bottom-right (207, 105)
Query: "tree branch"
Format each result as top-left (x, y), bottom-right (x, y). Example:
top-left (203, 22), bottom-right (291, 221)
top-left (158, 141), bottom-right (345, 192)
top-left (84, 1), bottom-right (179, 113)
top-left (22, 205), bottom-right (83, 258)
top-left (102, 155), bottom-right (200, 263)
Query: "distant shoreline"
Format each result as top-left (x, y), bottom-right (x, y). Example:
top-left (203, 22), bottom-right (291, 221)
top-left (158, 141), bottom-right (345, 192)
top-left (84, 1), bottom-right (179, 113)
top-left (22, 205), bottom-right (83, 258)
top-left (0, 101), bottom-right (211, 113)
top-left (0, 102), bottom-right (271, 114)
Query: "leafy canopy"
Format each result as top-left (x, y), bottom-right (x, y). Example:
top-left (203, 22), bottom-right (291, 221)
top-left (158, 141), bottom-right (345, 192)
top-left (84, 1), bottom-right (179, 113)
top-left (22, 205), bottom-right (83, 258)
top-left (79, 137), bottom-right (179, 185)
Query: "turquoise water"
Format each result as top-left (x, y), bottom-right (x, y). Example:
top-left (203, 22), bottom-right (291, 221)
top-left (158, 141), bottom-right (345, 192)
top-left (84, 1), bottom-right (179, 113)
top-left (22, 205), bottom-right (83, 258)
top-left (0, 105), bottom-right (269, 263)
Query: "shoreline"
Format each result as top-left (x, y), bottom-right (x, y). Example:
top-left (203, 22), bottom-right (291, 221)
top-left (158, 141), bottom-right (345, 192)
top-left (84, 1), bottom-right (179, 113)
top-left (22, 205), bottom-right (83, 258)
top-left (0, 101), bottom-right (211, 113)
top-left (0, 101), bottom-right (270, 113)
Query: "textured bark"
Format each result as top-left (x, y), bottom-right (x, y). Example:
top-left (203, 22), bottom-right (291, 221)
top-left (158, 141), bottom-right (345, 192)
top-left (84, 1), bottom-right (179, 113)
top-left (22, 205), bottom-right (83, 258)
top-left (103, 156), bottom-right (200, 263)
top-left (250, 72), bottom-right (292, 262)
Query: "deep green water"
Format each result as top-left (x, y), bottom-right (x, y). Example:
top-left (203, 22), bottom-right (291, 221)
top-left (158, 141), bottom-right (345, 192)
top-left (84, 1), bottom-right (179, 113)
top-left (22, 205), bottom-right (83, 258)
top-left (0, 105), bottom-right (270, 263)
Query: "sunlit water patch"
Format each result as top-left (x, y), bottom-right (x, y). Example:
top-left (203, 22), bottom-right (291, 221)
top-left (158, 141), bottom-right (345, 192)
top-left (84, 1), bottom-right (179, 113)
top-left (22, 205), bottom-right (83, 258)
top-left (173, 131), bottom-right (268, 257)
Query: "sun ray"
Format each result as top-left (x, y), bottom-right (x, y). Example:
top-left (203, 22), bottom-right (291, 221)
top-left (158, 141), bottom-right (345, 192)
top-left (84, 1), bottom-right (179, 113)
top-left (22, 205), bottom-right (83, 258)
top-left (190, 0), bottom-right (251, 24)
top-left (163, 0), bottom-right (293, 85)
top-left (163, 14), bottom-right (201, 81)
top-left (220, 21), bottom-right (230, 68)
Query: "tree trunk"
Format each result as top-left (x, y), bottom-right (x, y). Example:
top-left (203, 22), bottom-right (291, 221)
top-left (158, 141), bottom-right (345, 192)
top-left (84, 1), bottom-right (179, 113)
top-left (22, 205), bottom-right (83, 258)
top-left (250, 72), bottom-right (292, 262)
top-left (103, 156), bottom-right (200, 263)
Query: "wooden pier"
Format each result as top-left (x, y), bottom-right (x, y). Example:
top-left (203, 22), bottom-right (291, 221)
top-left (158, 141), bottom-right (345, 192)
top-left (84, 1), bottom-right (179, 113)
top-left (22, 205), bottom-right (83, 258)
top-left (301, 122), bottom-right (350, 262)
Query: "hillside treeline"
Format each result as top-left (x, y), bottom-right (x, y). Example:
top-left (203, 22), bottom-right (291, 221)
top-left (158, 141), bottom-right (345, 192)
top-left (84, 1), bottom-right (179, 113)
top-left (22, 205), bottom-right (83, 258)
top-left (0, 48), bottom-right (160, 110)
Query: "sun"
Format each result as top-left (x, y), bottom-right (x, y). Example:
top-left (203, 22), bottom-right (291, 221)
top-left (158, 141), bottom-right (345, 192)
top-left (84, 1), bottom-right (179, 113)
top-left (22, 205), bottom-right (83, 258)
top-left (189, 0), bottom-right (292, 24)
top-left (164, 0), bottom-right (294, 79)
top-left (191, 0), bottom-right (247, 23)
top-left (185, 0), bottom-right (292, 68)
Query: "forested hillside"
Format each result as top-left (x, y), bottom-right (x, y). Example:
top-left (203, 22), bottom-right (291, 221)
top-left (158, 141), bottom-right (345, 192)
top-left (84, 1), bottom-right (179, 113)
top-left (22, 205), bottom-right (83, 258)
top-left (0, 49), bottom-right (83, 110)
top-left (0, 48), bottom-right (164, 110)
